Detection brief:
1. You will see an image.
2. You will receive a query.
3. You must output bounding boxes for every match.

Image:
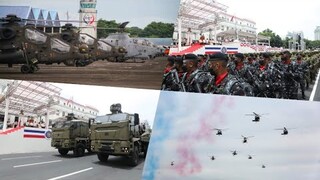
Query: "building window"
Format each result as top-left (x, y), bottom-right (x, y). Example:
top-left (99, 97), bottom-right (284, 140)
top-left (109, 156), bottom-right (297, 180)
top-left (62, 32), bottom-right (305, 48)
top-left (56, 110), bottom-right (60, 116)
top-left (62, 112), bottom-right (65, 116)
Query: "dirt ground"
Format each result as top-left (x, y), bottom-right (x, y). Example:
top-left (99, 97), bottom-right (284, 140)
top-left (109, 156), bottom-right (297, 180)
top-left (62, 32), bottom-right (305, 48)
top-left (0, 57), bottom-right (167, 90)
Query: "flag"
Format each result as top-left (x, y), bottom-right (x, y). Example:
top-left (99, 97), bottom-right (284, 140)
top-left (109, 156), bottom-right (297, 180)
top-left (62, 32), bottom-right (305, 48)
top-left (23, 128), bottom-right (52, 139)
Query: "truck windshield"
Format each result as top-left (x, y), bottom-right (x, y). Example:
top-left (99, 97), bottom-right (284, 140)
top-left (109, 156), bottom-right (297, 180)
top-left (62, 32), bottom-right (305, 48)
top-left (95, 113), bottom-right (128, 124)
top-left (53, 121), bottom-right (73, 128)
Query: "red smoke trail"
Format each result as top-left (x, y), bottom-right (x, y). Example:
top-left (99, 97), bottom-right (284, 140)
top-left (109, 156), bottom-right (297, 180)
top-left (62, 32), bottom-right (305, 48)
top-left (173, 96), bottom-right (234, 176)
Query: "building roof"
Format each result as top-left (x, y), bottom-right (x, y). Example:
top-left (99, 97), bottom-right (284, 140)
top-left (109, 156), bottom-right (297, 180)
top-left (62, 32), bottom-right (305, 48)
top-left (0, 80), bottom-right (62, 117)
top-left (0, 5), bottom-right (60, 27)
top-left (0, 6), bottom-right (31, 19)
top-left (176, 0), bottom-right (228, 31)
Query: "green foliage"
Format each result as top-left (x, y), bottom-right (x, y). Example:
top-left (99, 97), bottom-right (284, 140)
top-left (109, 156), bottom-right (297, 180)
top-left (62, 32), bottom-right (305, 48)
top-left (258, 29), bottom-right (283, 47)
top-left (141, 22), bottom-right (174, 38)
top-left (97, 19), bottom-right (118, 38)
top-left (97, 19), bottom-right (174, 38)
top-left (307, 40), bottom-right (320, 49)
top-left (127, 26), bottom-right (143, 37)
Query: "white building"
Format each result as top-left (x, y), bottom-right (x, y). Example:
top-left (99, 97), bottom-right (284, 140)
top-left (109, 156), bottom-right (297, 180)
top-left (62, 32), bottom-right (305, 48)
top-left (50, 96), bottom-right (99, 120)
top-left (173, 0), bottom-right (260, 46)
top-left (0, 80), bottom-right (98, 130)
top-left (314, 26), bottom-right (320, 40)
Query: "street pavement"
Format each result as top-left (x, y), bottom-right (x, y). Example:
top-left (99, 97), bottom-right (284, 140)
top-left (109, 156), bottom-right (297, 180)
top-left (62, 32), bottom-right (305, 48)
top-left (0, 151), bottom-right (145, 180)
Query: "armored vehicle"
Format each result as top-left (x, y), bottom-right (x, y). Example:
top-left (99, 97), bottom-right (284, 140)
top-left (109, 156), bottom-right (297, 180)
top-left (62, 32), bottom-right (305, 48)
top-left (90, 103), bottom-right (151, 166)
top-left (51, 113), bottom-right (91, 157)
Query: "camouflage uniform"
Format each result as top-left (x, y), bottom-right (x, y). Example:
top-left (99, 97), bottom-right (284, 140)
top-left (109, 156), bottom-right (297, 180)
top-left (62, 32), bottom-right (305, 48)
top-left (278, 61), bottom-right (300, 99)
top-left (212, 73), bottom-right (254, 96)
top-left (293, 60), bottom-right (309, 99)
top-left (182, 69), bottom-right (215, 93)
top-left (161, 68), bottom-right (183, 91)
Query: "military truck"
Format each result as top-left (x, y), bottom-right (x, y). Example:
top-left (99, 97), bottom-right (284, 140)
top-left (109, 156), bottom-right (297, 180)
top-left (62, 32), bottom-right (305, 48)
top-left (51, 113), bottom-right (92, 157)
top-left (90, 103), bottom-right (151, 166)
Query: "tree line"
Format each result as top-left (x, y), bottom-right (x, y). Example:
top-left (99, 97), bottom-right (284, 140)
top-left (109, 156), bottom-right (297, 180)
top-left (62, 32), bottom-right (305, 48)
top-left (258, 28), bottom-right (320, 49)
top-left (97, 19), bottom-right (174, 39)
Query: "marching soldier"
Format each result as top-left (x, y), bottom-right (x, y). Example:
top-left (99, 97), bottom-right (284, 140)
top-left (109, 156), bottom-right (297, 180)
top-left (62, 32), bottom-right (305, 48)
top-left (181, 54), bottom-right (214, 93)
top-left (207, 53), bottom-right (253, 96)
top-left (279, 51), bottom-right (300, 99)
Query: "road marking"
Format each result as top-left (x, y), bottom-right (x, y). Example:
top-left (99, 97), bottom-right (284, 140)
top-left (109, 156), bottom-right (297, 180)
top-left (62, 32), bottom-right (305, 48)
top-left (309, 69), bottom-right (320, 101)
top-left (13, 160), bottom-right (62, 168)
top-left (2, 155), bottom-right (42, 161)
top-left (47, 167), bottom-right (93, 180)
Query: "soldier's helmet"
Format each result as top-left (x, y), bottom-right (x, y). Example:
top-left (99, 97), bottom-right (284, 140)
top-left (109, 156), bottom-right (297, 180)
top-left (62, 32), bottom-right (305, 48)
top-left (110, 103), bottom-right (122, 114)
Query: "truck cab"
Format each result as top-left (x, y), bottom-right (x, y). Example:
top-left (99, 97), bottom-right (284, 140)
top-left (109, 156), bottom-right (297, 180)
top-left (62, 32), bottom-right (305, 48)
top-left (90, 104), bottom-right (150, 166)
top-left (51, 114), bottom-right (91, 157)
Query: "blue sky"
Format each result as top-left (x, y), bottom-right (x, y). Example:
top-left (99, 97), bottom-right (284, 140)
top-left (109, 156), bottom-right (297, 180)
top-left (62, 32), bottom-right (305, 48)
top-left (143, 91), bottom-right (320, 180)
top-left (0, 0), bottom-right (180, 28)
top-left (222, 0), bottom-right (320, 40)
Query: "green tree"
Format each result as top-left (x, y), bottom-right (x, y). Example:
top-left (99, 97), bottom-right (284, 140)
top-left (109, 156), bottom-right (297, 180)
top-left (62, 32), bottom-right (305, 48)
top-left (282, 37), bottom-right (290, 48)
top-left (141, 22), bottom-right (174, 38)
top-left (127, 26), bottom-right (143, 37)
top-left (97, 19), bottom-right (118, 38)
top-left (258, 29), bottom-right (283, 47)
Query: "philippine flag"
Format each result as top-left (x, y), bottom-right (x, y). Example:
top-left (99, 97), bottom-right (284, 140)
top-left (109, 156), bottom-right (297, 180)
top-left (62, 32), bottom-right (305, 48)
top-left (23, 128), bottom-right (52, 139)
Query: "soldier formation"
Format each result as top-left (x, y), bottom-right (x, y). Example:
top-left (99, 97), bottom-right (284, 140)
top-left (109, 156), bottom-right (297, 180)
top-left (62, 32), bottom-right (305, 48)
top-left (162, 51), bottom-right (320, 100)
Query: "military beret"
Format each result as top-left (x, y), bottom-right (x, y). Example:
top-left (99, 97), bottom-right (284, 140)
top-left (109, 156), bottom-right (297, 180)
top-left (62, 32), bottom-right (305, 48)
top-left (235, 53), bottom-right (245, 59)
top-left (262, 53), bottom-right (271, 58)
top-left (167, 56), bottom-right (175, 63)
top-left (175, 56), bottom-right (183, 62)
top-left (208, 52), bottom-right (229, 62)
top-left (183, 53), bottom-right (198, 61)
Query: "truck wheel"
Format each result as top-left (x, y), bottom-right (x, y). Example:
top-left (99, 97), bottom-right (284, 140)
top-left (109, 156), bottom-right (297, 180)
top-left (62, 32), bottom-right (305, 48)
top-left (129, 146), bottom-right (139, 166)
top-left (58, 148), bottom-right (69, 156)
top-left (97, 153), bottom-right (109, 162)
top-left (73, 144), bottom-right (85, 157)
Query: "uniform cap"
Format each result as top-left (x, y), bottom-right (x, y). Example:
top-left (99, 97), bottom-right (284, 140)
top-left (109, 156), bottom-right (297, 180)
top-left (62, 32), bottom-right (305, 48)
top-left (235, 53), bottom-right (245, 59)
top-left (208, 52), bottom-right (229, 62)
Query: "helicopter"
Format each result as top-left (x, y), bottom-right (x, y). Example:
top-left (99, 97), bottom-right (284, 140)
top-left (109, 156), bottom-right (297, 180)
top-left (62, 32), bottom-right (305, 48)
top-left (275, 127), bottom-right (294, 135)
top-left (245, 112), bottom-right (269, 122)
top-left (230, 150), bottom-right (237, 156)
top-left (262, 165), bottom-right (266, 168)
top-left (0, 14), bottom-right (87, 73)
top-left (50, 23), bottom-right (127, 66)
top-left (208, 155), bottom-right (215, 161)
top-left (242, 135), bottom-right (254, 143)
top-left (212, 128), bottom-right (228, 136)
top-left (248, 155), bottom-right (254, 159)
top-left (171, 161), bottom-right (174, 166)
top-left (100, 22), bottom-right (164, 61)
